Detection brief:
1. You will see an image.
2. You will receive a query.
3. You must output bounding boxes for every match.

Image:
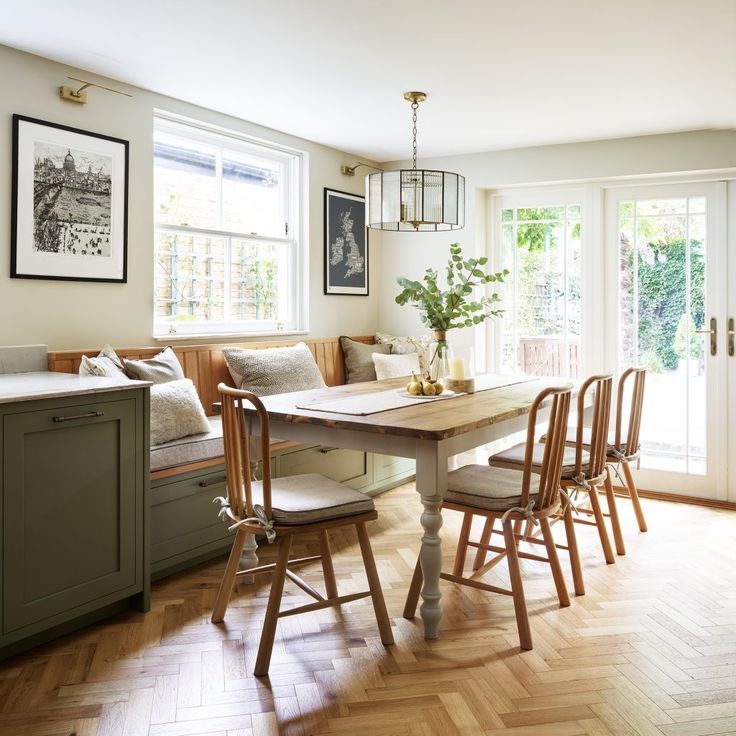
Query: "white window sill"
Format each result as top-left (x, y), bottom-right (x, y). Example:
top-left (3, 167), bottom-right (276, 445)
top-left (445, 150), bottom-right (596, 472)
top-left (153, 330), bottom-right (310, 342)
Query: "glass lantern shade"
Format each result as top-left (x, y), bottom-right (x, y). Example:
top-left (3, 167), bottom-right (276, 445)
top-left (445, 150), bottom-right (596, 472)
top-left (366, 169), bottom-right (465, 231)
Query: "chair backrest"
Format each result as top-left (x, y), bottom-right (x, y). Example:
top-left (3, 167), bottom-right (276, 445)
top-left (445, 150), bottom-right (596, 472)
top-left (520, 385), bottom-right (572, 511)
top-left (219, 383), bottom-right (273, 521)
top-left (614, 368), bottom-right (646, 456)
top-left (574, 374), bottom-right (613, 481)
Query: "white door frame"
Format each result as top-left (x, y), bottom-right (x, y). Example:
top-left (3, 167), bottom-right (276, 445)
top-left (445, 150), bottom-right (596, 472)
top-left (603, 181), bottom-right (728, 500)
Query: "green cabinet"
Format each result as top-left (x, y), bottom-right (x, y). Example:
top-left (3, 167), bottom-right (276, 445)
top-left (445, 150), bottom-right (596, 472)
top-left (0, 386), bottom-right (149, 659)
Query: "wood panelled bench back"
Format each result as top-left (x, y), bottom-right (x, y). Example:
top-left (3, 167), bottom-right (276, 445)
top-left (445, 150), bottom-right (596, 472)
top-left (47, 335), bottom-right (373, 416)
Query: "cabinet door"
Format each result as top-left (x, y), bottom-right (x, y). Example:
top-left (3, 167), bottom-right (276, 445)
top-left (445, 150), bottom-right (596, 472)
top-left (3, 397), bottom-right (139, 633)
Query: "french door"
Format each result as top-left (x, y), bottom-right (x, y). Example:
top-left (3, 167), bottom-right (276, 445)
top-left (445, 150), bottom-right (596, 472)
top-left (604, 182), bottom-right (728, 500)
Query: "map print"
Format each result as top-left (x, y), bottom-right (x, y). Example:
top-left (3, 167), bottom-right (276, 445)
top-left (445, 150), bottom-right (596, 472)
top-left (329, 208), bottom-right (364, 279)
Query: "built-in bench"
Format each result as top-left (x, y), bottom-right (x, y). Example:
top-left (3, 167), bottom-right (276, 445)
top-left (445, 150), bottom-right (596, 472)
top-left (48, 336), bottom-right (416, 578)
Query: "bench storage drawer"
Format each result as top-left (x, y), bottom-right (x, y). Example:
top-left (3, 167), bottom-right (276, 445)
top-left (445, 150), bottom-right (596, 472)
top-left (276, 445), bottom-right (371, 489)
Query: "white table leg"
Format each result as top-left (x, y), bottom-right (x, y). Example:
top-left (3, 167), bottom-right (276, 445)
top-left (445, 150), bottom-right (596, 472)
top-left (416, 440), bottom-right (448, 639)
top-left (238, 458), bottom-right (260, 585)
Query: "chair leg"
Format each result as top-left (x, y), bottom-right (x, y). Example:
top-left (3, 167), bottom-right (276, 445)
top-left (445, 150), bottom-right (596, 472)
top-left (453, 512), bottom-right (473, 576)
top-left (563, 502), bottom-right (585, 596)
top-left (403, 558), bottom-right (423, 620)
top-left (604, 468), bottom-right (626, 556)
top-left (473, 516), bottom-right (494, 571)
top-left (539, 517), bottom-right (570, 607)
top-left (254, 535), bottom-right (292, 677)
top-left (621, 460), bottom-right (648, 533)
top-left (503, 519), bottom-right (532, 650)
top-left (588, 485), bottom-right (615, 565)
top-left (318, 530), bottom-right (338, 599)
top-left (356, 522), bottom-right (394, 645)
top-left (211, 528), bottom-right (249, 624)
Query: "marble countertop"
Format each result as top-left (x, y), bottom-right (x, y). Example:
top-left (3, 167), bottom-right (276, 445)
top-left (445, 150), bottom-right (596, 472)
top-left (0, 371), bottom-right (152, 404)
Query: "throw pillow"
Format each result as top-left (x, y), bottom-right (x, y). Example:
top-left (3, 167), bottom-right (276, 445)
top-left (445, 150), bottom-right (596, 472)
top-left (124, 346), bottom-right (185, 384)
top-left (372, 352), bottom-right (421, 380)
top-left (340, 336), bottom-right (391, 383)
top-left (223, 342), bottom-right (326, 396)
top-left (375, 332), bottom-right (431, 372)
top-left (149, 378), bottom-right (211, 445)
top-left (78, 344), bottom-right (129, 379)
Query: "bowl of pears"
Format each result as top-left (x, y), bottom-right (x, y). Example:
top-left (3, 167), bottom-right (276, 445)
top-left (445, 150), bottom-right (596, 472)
top-left (403, 372), bottom-right (449, 398)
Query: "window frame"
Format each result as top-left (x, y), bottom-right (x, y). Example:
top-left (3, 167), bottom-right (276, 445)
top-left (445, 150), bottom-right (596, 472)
top-left (152, 112), bottom-right (307, 339)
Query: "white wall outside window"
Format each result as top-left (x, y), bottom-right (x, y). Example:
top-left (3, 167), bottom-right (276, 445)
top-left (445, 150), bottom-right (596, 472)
top-left (153, 114), bottom-right (306, 338)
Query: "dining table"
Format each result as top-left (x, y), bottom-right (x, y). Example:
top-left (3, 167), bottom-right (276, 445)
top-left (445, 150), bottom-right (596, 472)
top-left (241, 373), bottom-right (576, 640)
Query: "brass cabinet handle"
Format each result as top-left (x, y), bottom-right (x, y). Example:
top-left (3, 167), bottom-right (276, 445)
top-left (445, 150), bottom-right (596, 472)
top-left (695, 317), bottom-right (717, 356)
top-left (318, 447), bottom-right (340, 454)
top-left (53, 410), bottom-right (104, 423)
top-left (729, 317), bottom-right (735, 357)
top-left (198, 476), bottom-right (227, 488)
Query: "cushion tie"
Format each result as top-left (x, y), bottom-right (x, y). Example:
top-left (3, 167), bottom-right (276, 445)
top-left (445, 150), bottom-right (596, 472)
top-left (572, 473), bottom-right (591, 491)
top-left (212, 497), bottom-right (277, 543)
top-left (501, 499), bottom-right (538, 540)
top-left (559, 487), bottom-right (579, 514)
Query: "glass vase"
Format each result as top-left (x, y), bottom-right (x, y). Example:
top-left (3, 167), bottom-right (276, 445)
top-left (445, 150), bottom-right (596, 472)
top-left (428, 330), bottom-right (450, 382)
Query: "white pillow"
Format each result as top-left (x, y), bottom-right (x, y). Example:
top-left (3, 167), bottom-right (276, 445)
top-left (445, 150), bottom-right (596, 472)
top-left (79, 344), bottom-right (129, 378)
top-left (372, 352), bottom-right (421, 380)
top-left (149, 378), bottom-right (211, 445)
top-left (374, 332), bottom-right (431, 372)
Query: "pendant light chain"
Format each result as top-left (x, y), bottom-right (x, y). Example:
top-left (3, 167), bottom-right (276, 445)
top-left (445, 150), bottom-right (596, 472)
top-left (411, 100), bottom-right (418, 170)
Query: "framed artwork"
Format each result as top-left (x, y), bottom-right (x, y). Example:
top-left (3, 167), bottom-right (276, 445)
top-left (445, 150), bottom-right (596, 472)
top-left (324, 188), bottom-right (368, 295)
top-left (11, 114), bottom-right (129, 283)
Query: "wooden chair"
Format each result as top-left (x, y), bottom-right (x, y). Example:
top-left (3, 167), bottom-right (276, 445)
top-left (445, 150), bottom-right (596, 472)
top-left (487, 374), bottom-right (619, 565)
top-left (606, 368), bottom-right (648, 533)
top-left (211, 384), bottom-right (394, 677)
top-left (403, 385), bottom-right (575, 651)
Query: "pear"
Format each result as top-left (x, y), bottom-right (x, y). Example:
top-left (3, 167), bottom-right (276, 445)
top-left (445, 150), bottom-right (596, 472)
top-left (433, 380), bottom-right (444, 395)
top-left (421, 380), bottom-right (437, 396)
top-left (406, 372), bottom-right (423, 395)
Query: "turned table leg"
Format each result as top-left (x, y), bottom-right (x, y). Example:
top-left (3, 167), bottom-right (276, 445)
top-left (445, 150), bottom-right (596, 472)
top-left (416, 440), bottom-right (448, 639)
top-left (238, 458), bottom-right (261, 585)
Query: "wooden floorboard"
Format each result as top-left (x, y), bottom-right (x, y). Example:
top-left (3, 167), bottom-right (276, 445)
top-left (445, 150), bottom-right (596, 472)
top-left (1, 481), bottom-right (735, 735)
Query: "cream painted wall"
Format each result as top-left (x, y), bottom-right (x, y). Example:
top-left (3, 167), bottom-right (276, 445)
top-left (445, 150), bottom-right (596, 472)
top-left (0, 44), bottom-right (380, 350)
top-left (378, 129), bottom-right (736, 345)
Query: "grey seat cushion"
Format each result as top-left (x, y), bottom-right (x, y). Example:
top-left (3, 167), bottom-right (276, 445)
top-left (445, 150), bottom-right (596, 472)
top-left (250, 474), bottom-right (374, 525)
top-left (150, 416), bottom-right (286, 472)
top-left (489, 442), bottom-right (589, 479)
top-left (541, 427), bottom-right (632, 457)
top-left (444, 465), bottom-right (540, 513)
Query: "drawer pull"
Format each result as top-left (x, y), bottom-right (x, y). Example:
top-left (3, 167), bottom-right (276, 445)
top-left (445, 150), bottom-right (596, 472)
top-left (318, 447), bottom-right (340, 454)
top-left (199, 476), bottom-right (227, 488)
top-left (53, 411), bottom-right (104, 423)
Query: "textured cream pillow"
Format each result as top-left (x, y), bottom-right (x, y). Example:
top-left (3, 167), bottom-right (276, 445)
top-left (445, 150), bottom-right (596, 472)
top-left (149, 379), bottom-right (211, 445)
top-left (79, 344), bottom-right (129, 378)
top-left (372, 352), bottom-right (421, 380)
top-left (375, 332), bottom-right (431, 372)
top-left (223, 342), bottom-right (326, 396)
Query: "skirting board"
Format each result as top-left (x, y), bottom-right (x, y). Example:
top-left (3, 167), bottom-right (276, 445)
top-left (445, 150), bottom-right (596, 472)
top-left (613, 485), bottom-right (736, 511)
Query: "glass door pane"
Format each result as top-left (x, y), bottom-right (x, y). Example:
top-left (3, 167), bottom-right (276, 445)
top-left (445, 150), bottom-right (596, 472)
top-left (498, 204), bottom-right (581, 378)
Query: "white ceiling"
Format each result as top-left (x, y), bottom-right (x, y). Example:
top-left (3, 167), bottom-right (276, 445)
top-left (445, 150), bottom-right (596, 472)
top-left (1, 0), bottom-right (735, 162)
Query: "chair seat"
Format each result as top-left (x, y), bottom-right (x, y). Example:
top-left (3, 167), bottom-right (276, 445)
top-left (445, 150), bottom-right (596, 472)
top-left (444, 465), bottom-right (541, 513)
top-left (250, 473), bottom-right (374, 525)
top-left (540, 427), bottom-right (634, 459)
top-left (489, 442), bottom-right (588, 479)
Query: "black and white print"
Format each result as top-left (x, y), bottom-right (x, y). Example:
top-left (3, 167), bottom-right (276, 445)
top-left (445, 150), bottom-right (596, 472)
top-left (12, 115), bottom-right (129, 283)
top-left (324, 188), bottom-right (368, 295)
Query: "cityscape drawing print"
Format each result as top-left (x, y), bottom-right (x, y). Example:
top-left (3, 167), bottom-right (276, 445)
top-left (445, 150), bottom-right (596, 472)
top-left (324, 189), bottom-right (368, 295)
top-left (12, 115), bottom-right (129, 282)
top-left (33, 141), bottom-right (113, 257)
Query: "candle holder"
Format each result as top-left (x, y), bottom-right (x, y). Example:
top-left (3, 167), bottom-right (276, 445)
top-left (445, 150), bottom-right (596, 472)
top-left (445, 345), bottom-right (475, 394)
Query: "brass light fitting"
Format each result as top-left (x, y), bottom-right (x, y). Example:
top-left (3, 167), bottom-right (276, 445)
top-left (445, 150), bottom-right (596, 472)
top-left (59, 76), bottom-right (133, 105)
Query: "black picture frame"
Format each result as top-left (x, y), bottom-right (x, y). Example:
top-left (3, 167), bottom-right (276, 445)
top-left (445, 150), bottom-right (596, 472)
top-left (323, 187), bottom-right (368, 296)
top-left (11, 114), bottom-right (129, 283)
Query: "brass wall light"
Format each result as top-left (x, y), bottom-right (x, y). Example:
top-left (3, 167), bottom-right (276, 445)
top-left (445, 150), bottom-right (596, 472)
top-left (366, 92), bottom-right (465, 231)
top-left (59, 76), bottom-right (133, 105)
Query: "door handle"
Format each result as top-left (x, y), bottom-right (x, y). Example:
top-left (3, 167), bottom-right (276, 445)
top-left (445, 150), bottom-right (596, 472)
top-left (695, 317), bottom-right (717, 356)
top-left (729, 317), bottom-right (735, 357)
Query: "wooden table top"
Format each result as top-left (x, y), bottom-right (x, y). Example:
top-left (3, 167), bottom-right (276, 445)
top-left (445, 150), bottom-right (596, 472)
top-left (248, 375), bottom-right (575, 442)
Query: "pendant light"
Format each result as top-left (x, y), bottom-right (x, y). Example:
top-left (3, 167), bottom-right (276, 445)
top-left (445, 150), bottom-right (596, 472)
top-left (367, 92), bottom-right (465, 231)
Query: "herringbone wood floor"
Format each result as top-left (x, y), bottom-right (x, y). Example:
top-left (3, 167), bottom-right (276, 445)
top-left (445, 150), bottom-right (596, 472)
top-left (2, 481), bottom-right (736, 736)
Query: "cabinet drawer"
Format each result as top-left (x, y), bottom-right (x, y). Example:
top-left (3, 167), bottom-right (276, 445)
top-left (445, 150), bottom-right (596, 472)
top-left (2, 397), bottom-right (140, 634)
top-left (278, 445), bottom-right (368, 486)
top-left (151, 466), bottom-right (231, 573)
